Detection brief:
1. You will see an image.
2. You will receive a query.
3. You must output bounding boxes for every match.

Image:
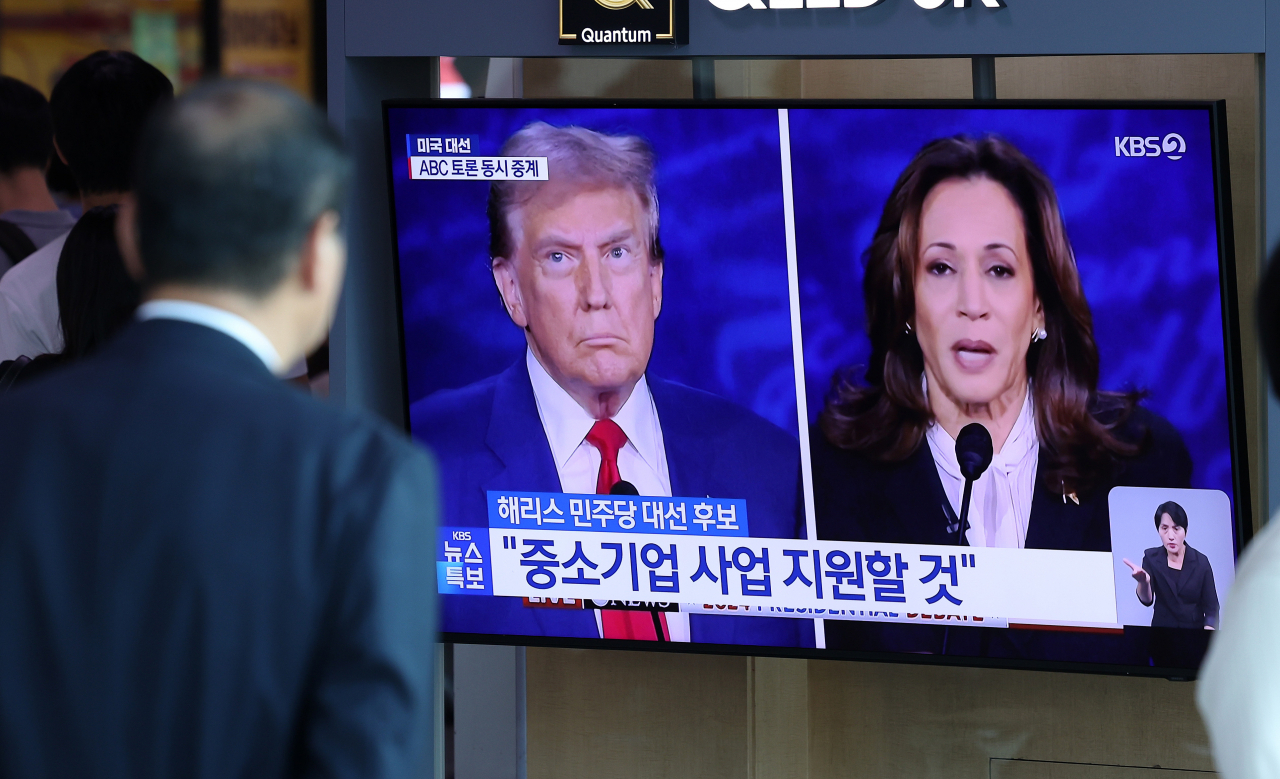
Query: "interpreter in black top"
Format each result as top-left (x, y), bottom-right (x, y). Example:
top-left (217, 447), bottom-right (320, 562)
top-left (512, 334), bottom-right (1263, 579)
top-left (1124, 501), bottom-right (1219, 630)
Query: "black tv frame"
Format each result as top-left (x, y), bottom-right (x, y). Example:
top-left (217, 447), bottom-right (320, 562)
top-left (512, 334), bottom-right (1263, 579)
top-left (382, 97), bottom-right (1250, 679)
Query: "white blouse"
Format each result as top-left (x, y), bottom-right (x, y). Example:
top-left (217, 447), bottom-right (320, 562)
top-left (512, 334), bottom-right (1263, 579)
top-left (925, 386), bottom-right (1040, 548)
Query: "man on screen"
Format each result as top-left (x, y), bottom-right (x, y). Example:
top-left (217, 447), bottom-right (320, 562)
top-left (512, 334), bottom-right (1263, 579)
top-left (412, 122), bottom-right (806, 647)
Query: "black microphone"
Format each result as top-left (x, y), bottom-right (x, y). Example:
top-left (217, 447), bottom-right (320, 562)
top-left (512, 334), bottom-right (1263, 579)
top-left (609, 480), bottom-right (640, 496)
top-left (954, 423), bottom-right (993, 546)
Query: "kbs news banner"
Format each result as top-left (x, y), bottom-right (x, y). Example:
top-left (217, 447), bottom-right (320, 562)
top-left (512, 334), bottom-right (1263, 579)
top-left (436, 492), bottom-right (1119, 625)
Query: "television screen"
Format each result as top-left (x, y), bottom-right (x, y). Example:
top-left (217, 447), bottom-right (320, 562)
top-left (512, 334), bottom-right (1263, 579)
top-left (384, 99), bottom-right (1248, 676)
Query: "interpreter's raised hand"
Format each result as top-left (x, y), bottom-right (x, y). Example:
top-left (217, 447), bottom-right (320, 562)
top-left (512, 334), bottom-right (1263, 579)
top-left (1123, 558), bottom-right (1150, 585)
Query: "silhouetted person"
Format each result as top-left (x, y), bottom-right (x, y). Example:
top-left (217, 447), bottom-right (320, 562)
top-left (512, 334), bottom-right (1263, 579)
top-left (0, 80), bottom-right (438, 779)
top-left (0, 75), bottom-right (75, 274)
top-left (0, 51), bottom-right (171, 361)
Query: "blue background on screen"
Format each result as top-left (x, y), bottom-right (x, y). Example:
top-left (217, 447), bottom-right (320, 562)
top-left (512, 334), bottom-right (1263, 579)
top-left (386, 106), bottom-right (800, 437)
top-left (788, 107), bottom-right (1233, 502)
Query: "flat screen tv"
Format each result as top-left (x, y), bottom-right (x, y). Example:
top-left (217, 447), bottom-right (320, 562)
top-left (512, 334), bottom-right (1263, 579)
top-left (384, 99), bottom-right (1249, 677)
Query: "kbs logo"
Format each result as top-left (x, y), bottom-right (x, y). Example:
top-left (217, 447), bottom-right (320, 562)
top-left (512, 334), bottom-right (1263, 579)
top-left (1115, 133), bottom-right (1186, 160)
top-left (451, 530), bottom-right (472, 541)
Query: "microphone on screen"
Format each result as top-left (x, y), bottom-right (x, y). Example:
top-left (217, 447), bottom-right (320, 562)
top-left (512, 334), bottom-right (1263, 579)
top-left (954, 423), bottom-right (993, 546)
top-left (610, 480), bottom-right (640, 496)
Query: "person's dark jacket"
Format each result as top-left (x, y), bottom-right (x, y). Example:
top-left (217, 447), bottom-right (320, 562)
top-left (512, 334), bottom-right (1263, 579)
top-left (0, 318), bottom-right (439, 779)
top-left (1142, 543), bottom-right (1220, 629)
top-left (812, 405), bottom-right (1192, 552)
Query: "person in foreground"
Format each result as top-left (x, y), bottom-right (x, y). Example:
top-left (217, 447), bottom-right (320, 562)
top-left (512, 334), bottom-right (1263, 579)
top-left (1122, 501), bottom-right (1219, 630)
top-left (411, 122), bottom-right (805, 647)
top-left (812, 134), bottom-right (1190, 553)
top-left (1197, 250), bottom-right (1280, 779)
top-left (0, 81), bottom-right (438, 778)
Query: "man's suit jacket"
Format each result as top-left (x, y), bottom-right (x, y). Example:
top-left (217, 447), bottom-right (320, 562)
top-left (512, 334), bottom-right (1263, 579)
top-left (1142, 544), bottom-right (1219, 629)
top-left (410, 360), bottom-right (811, 649)
top-left (0, 319), bottom-right (439, 779)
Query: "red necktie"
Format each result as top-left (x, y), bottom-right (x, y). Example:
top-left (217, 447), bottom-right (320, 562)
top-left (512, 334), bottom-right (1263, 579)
top-left (586, 419), bottom-right (670, 642)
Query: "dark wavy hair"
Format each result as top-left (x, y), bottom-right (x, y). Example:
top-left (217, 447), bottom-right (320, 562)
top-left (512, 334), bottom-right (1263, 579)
top-left (56, 205), bottom-right (141, 359)
top-left (819, 134), bottom-right (1141, 497)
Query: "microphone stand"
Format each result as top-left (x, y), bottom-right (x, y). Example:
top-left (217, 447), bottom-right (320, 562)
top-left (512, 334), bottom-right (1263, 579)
top-left (957, 477), bottom-right (974, 547)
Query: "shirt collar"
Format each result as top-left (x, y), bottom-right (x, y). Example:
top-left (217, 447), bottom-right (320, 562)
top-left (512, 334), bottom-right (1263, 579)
top-left (136, 299), bottom-right (283, 374)
top-left (525, 347), bottom-right (663, 474)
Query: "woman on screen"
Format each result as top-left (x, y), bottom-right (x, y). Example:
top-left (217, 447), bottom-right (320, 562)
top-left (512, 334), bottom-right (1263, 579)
top-left (1123, 501), bottom-right (1219, 629)
top-left (811, 134), bottom-right (1191, 552)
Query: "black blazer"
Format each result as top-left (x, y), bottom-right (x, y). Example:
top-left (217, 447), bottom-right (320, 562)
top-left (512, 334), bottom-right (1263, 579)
top-left (812, 405), bottom-right (1192, 552)
top-left (0, 319), bottom-right (439, 778)
top-left (1142, 544), bottom-right (1219, 629)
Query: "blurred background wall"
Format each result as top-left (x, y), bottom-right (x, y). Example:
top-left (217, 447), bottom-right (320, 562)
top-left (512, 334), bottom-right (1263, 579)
top-left (0, 0), bottom-right (325, 98)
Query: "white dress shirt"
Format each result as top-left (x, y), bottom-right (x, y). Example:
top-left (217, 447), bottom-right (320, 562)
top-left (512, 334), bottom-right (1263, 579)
top-left (1197, 513), bottom-right (1280, 779)
top-left (526, 348), bottom-right (671, 497)
top-left (0, 231), bottom-right (68, 361)
top-left (925, 384), bottom-right (1039, 548)
top-left (137, 299), bottom-right (284, 374)
top-left (525, 348), bottom-right (689, 641)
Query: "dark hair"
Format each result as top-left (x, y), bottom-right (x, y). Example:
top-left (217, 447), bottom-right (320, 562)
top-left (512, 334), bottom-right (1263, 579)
top-left (820, 134), bottom-right (1140, 497)
top-left (56, 206), bottom-right (141, 359)
top-left (1154, 500), bottom-right (1188, 531)
top-left (0, 76), bottom-right (54, 174)
top-left (487, 122), bottom-right (663, 267)
top-left (133, 79), bottom-right (351, 296)
top-left (49, 51), bottom-right (172, 195)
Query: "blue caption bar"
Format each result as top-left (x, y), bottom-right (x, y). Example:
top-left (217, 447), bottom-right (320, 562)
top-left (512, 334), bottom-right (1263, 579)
top-left (437, 527), bottom-right (492, 596)
top-left (486, 491), bottom-right (750, 537)
top-left (406, 134), bottom-right (479, 156)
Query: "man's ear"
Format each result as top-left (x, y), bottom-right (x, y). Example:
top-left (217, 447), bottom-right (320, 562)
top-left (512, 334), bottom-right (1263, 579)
top-left (297, 211), bottom-right (342, 292)
top-left (492, 258), bottom-right (528, 328)
top-left (650, 260), bottom-right (663, 320)
top-left (116, 195), bottom-right (146, 282)
top-left (53, 137), bottom-right (68, 167)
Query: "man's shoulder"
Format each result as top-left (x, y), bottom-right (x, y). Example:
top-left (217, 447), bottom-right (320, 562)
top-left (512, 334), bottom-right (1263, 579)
top-left (409, 370), bottom-right (507, 450)
top-left (0, 230), bottom-right (65, 294)
top-left (2, 327), bottom-right (423, 471)
top-left (0, 231), bottom-right (68, 360)
top-left (2, 209), bottom-right (77, 246)
top-left (649, 376), bottom-right (797, 449)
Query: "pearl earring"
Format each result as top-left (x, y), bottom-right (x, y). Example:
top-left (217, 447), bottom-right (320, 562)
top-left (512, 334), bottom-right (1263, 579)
top-left (1032, 327), bottom-right (1047, 343)
top-left (904, 322), bottom-right (913, 335)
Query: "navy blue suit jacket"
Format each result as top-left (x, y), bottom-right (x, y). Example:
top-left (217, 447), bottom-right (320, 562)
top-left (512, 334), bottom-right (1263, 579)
top-left (410, 360), bottom-right (811, 648)
top-left (0, 320), bottom-right (439, 779)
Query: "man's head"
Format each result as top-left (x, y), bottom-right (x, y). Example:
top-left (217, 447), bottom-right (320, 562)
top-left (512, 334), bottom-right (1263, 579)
top-left (50, 51), bottom-right (172, 198)
top-left (123, 79), bottom-right (351, 365)
top-left (488, 123), bottom-right (664, 418)
top-left (0, 76), bottom-right (54, 176)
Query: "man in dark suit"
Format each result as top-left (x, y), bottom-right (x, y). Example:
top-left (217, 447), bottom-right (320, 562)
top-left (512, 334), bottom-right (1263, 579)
top-left (411, 122), bottom-right (807, 648)
top-left (0, 81), bottom-right (438, 778)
